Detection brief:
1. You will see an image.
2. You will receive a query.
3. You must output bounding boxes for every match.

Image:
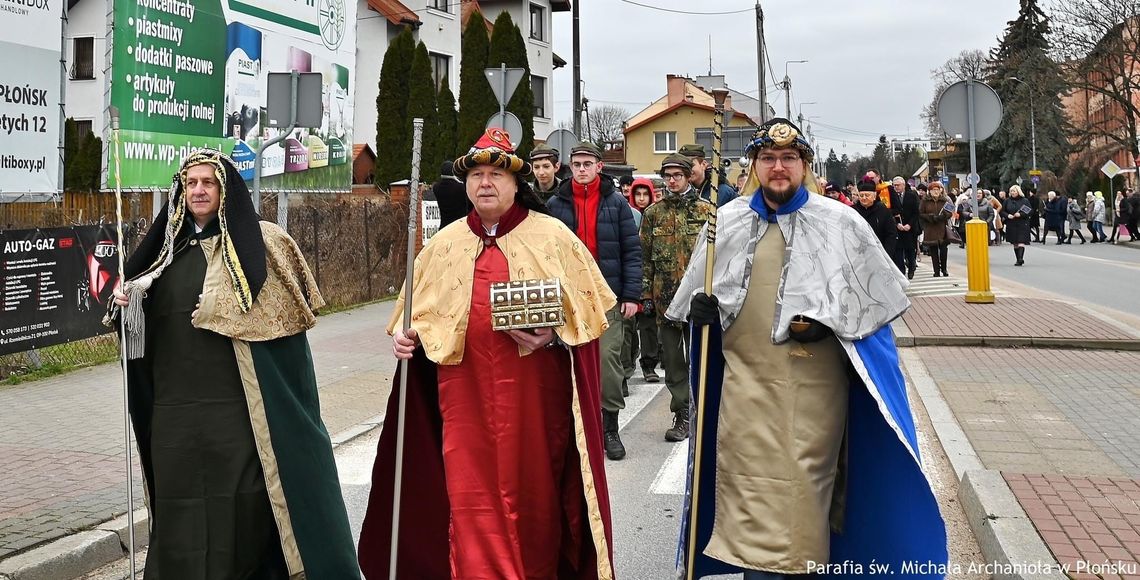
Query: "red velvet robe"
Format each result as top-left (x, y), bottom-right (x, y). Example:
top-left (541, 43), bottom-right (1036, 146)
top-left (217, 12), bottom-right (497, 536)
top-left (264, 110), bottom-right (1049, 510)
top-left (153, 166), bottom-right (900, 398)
top-left (358, 206), bottom-right (615, 579)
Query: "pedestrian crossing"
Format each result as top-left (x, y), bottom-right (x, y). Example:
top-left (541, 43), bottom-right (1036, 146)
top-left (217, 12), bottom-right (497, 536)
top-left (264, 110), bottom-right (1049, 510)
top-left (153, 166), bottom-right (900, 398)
top-left (905, 261), bottom-right (970, 297)
top-left (905, 258), bottom-right (1011, 298)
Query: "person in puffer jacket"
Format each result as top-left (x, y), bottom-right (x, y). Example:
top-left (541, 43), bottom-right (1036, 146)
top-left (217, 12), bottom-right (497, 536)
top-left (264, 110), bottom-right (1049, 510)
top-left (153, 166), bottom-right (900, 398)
top-left (547, 142), bottom-right (642, 461)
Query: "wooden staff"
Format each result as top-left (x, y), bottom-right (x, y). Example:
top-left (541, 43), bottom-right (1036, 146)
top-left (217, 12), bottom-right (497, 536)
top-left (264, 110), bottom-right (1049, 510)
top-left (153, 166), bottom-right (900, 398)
top-left (109, 106), bottom-right (138, 578)
top-left (685, 88), bottom-right (730, 579)
top-left (388, 118), bottom-right (424, 580)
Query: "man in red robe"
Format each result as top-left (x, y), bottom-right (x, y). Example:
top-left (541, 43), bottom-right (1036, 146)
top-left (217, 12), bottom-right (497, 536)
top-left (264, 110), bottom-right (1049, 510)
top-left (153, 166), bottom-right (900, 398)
top-left (358, 129), bottom-right (618, 579)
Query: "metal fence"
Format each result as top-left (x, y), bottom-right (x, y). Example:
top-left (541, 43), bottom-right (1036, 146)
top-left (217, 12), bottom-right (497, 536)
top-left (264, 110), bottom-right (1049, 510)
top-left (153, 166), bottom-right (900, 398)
top-left (0, 190), bottom-right (410, 381)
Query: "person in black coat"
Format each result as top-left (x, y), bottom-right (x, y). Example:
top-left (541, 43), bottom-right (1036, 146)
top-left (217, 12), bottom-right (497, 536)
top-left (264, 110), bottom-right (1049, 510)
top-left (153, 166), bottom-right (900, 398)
top-left (1127, 190), bottom-right (1140, 242)
top-left (1043, 191), bottom-right (1067, 244)
top-left (892, 177), bottom-right (922, 279)
top-left (432, 160), bottom-right (472, 227)
top-left (853, 180), bottom-right (897, 256)
top-left (1000, 185), bottom-right (1033, 266)
top-left (1028, 190), bottom-right (1043, 242)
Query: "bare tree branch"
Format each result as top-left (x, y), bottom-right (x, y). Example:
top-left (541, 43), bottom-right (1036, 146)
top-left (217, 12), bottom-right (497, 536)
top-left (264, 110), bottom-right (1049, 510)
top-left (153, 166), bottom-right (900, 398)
top-left (922, 49), bottom-right (988, 138)
top-left (584, 104), bottom-right (630, 145)
top-left (1050, 0), bottom-right (1140, 168)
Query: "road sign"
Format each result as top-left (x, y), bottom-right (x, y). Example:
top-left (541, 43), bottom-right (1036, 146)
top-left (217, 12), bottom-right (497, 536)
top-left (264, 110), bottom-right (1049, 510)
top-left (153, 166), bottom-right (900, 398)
top-left (940, 175), bottom-right (950, 185)
top-left (266, 72), bottom-right (324, 128)
top-left (1101, 159), bottom-right (1122, 179)
top-left (486, 112), bottom-right (523, 147)
top-left (967, 172), bottom-right (980, 186)
top-left (545, 129), bottom-right (580, 166)
top-left (1028, 169), bottom-right (1043, 176)
top-left (936, 80), bottom-right (1003, 141)
top-left (1031, 175), bottom-right (1040, 184)
top-left (484, 66), bottom-right (526, 107)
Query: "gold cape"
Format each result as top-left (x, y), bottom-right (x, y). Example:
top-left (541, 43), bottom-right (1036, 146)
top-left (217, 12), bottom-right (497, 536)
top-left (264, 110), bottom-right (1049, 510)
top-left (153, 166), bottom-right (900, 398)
top-left (387, 211), bottom-right (617, 365)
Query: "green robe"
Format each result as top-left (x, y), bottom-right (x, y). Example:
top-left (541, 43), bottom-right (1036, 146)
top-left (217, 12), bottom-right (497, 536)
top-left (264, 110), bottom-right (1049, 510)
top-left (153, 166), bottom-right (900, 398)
top-left (126, 220), bottom-right (359, 580)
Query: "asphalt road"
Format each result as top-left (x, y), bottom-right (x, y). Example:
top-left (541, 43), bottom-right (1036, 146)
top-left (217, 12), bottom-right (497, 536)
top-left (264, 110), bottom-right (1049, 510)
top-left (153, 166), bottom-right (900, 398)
top-left (946, 237), bottom-right (1140, 315)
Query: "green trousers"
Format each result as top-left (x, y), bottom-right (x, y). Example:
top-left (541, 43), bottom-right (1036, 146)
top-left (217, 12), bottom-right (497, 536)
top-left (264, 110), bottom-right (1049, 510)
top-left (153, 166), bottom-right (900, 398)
top-left (600, 306), bottom-right (626, 412)
top-left (621, 312), bottom-right (660, 379)
top-left (657, 319), bottom-right (691, 413)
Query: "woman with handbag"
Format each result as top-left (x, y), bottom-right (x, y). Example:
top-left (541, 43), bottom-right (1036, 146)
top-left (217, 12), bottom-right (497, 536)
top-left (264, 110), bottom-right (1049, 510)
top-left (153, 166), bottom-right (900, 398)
top-left (919, 181), bottom-right (952, 277)
top-left (1067, 195), bottom-right (1087, 244)
top-left (1001, 185), bottom-right (1033, 266)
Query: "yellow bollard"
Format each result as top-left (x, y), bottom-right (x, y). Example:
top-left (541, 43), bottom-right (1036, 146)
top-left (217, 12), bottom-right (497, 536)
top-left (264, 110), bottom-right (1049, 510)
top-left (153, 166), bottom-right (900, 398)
top-left (964, 218), bottom-right (995, 304)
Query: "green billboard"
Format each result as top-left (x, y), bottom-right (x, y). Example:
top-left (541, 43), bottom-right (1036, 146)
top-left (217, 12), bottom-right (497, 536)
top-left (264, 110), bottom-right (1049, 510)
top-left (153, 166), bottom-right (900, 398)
top-left (110, 0), bottom-right (355, 188)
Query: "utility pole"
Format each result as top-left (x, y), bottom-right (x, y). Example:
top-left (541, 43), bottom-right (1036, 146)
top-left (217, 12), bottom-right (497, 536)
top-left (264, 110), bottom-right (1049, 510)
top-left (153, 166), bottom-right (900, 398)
top-left (783, 59), bottom-right (807, 119)
top-left (755, 2), bottom-right (767, 123)
top-left (572, 0), bottom-right (582, 137)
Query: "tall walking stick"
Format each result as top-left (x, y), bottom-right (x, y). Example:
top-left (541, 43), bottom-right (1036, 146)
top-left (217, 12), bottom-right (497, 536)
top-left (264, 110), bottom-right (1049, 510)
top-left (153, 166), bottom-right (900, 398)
top-left (685, 88), bottom-right (729, 579)
top-left (389, 118), bottom-right (424, 580)
top-left (109, 107), bottom-right (138, 578)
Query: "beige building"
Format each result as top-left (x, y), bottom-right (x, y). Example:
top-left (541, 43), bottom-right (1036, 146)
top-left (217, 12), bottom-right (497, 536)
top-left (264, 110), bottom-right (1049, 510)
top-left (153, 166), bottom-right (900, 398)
top-left (624, 75), bottom-right (758, 174)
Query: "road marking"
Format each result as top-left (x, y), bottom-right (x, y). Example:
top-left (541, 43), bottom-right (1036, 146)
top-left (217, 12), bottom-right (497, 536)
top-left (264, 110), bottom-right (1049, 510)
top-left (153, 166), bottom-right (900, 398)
top-left (619, 380), bottom-right (665, 431)
top-left (649, 442), bottom-right (689, 495)
top-left (1035, 246), bottom-right (1140, 271)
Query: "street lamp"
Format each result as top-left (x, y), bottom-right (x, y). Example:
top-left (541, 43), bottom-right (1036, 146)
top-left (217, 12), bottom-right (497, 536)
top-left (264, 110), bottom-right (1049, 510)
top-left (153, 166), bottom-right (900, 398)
top-left (782, 59), bottom-right (808, 118)
top-left (1007, 76), bottom-right (1037, 174)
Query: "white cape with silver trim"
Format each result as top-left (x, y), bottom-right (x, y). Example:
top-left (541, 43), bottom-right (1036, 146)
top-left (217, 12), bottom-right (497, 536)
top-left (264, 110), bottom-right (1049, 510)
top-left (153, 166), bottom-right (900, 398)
top-left (665, 193), bottom-right (909, 341)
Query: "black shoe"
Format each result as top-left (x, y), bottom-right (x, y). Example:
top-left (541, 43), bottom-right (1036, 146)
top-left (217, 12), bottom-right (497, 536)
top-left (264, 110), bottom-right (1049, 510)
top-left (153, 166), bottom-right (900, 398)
top-left (643, 369), bottom-right (660, 383)
top-left (621, 378), bottom-right (629, 398)
top-left (603, 410), bottom-right (626, 460)
top-left (933, 272), bottom-right (941, 278)
top-left (907, 268), bottom-right (915, 280)
top-left (665, 411), bottom-right (689, 442)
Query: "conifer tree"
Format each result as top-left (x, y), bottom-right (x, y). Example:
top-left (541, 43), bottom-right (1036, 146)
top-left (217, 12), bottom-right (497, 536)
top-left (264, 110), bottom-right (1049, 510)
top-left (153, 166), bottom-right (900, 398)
top-left (374, 27), bottom-right (415, 187)
top-left (486, 15), bottom-right (536, 159)
top-left (979, 0), bottom-right (1070, 187)
top-left (408, 41), bottom-right (440, 184)
top-left (436, 72), bottom-right (458, 164)
top-left (456, 14), bottom-right (496, 154)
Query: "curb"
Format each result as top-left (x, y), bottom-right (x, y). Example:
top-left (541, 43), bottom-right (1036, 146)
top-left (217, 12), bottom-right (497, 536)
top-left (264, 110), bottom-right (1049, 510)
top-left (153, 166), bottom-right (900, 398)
top-left (900, 350), bottom-right (1063, 580)
top-left (904, 335), bottom-right (1140, 350)
top-left (0, 417), bottom-right (386, 580)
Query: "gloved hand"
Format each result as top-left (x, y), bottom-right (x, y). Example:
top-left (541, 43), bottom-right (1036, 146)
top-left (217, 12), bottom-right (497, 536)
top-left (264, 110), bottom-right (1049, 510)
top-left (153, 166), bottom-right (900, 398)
top-left (689, 293), bottom-right (719, 326)
top-left (641, 299), bottom-right (655, 315)
top-left (787, 315), bottom-right (833, 343)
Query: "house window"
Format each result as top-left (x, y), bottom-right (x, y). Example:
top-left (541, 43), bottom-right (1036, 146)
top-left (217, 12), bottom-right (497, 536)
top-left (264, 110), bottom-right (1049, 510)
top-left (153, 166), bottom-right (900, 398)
top-left (529, 3), bottom-right (546, 42)
top-left (654, 131), bottom-right (677, 153)
top-left (531, 75), bottom-right (546, 118)
top-left (694, 126), bottom-right (751, 160)
top-left (428, 0), bottom-right (450, 13)
top-left (74, 120), bottom-right (93, 137)
top-left (429, 52), bottom-right (450, 92)
top-left (71, 37), bottom-right (94, 80)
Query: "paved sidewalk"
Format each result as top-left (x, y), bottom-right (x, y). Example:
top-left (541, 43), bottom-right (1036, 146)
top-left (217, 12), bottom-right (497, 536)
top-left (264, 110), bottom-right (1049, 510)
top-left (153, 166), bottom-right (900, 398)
top-left (916, 346), bottom-right (1140, 576)
top-left (902, 296), bottom-right (1140, 347)
top-left (0, 301), bottom-right (397, 562)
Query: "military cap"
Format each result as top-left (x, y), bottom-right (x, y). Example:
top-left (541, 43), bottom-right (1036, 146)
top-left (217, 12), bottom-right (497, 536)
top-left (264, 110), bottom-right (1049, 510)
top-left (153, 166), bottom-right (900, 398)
top-left (677, 144), bottom-right (707, 159)
top-left (569, 142), bottom-right (603, 159)
top-left (530, 144), bottom-right (559, 162)
top-left (659, 154), bottom-right (693, 173)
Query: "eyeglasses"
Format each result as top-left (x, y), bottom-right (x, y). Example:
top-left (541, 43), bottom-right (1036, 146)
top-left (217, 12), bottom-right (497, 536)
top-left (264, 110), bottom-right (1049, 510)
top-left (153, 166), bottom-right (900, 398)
top-left (662, 172), bottom-right (686, 181)
top-left (756, 153), bottom-right (802, 167)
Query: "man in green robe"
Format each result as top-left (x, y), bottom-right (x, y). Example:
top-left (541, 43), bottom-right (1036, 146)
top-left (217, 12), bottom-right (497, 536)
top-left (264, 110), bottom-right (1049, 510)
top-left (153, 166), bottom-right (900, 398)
top-left (110, 149), bottom-right (359, 579)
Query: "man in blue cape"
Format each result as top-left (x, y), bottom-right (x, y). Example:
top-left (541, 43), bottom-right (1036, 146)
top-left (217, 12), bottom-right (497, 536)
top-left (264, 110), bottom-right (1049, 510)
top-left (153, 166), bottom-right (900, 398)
top-left (666, 118), bottom-right (947, 579)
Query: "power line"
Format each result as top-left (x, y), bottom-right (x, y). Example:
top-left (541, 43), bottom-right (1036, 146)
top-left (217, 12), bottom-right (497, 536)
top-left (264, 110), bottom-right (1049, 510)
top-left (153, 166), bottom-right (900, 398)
top-left (616, 0), bottom-right (754, 15)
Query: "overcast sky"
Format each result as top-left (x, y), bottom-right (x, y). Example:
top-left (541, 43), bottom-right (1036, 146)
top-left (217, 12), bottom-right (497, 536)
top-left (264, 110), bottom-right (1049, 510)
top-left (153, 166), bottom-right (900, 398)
top-left (550, 0), bottom-right (1023, 156)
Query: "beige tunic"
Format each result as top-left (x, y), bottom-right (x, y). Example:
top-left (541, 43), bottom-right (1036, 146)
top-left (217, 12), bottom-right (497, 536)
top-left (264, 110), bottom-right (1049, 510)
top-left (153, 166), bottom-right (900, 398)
top-left (704, 224), bottom-right (849, 573)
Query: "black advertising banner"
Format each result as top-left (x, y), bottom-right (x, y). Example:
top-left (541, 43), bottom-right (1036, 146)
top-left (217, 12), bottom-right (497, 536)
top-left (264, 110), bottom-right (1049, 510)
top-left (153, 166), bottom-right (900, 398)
top-left (0, 226), bottom-right (119, 355)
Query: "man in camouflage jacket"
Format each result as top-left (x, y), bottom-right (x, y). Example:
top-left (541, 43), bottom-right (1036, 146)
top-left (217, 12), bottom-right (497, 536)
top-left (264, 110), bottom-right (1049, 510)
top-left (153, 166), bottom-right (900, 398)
top-left (641, 153), bottom-right (715, 442)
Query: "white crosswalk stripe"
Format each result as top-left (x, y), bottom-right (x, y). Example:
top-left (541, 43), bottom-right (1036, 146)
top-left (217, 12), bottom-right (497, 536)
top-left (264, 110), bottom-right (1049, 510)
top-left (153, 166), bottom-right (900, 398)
top-left (905, 260), bottom-right (1011, 298)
